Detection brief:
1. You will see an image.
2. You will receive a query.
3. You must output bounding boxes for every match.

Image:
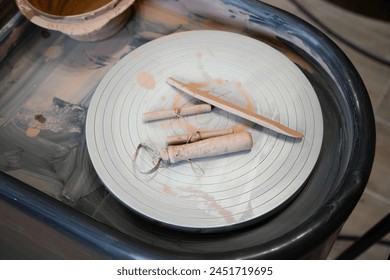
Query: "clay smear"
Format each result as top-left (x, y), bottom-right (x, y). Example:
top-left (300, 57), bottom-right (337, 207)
top-left (44, 45), bottom-right (63, 61)
top-left (162, 186), bottom-right (235, 224)
top-left (137, 71), bottom-right (156, 90)
top-left (234, 82), bottom-right (256, 131)
top-left (26, 127), bottom-right (40, 137)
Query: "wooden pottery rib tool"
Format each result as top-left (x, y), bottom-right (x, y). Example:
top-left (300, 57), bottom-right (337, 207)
top-left (166, 77), bottom-right (304, 139)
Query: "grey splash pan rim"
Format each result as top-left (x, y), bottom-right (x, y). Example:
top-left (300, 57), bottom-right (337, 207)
top-left (0, 0), bottom-right (375, 259)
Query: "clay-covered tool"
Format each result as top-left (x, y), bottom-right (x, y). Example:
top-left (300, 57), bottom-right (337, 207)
top-left (166, 77), bottom-right (304, 138)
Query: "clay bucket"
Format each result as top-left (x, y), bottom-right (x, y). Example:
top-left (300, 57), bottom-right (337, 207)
top-left (15, 0), bottom-right (135, 41)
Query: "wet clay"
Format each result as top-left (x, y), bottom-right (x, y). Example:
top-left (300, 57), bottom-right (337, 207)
top-left (28, 0), bottom-right (113, 16)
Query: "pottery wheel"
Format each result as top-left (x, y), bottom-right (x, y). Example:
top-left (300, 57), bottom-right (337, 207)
top-left (86, 30), bottom-right (323, 231)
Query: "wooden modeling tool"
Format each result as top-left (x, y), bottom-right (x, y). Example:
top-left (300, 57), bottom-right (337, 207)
top-left (166, 77), bottom-right (304, 138)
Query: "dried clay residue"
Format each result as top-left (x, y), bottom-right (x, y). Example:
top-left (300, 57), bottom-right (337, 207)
top-left (25, 114), bottom-right (46, 137)
top-left (18, 97), bottom-right (86, 137)
top-left (163, 185), bottom-right (235, 224)
top-left (44, 45), bottom-right (63, 61)
top-left (233, 82), bottom-right (256, 131)
top-left (26, 127), bottom-right (40, 138)
top-left (163, 185), bottom-right (176, 196)
top-left (0, 147), bottom-right (24, 171)
top-left (2, 96), bottom-right (97, 201)
top-left (137, 71), bottom-right (156, 90)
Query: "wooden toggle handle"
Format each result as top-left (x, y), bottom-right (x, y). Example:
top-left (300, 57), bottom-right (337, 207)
top-left (160, 131), bottom-right (253, 164)
top-left (166, 128), bottom-right (234, 145)
top-left (143, 104), bottom-right (212, 122)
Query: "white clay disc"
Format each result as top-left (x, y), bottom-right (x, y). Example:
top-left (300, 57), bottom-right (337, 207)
top-left (86, 30), bottom-right (323, 231)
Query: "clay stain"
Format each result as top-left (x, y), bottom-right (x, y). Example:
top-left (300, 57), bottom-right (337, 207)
top-left (137, 71), bottom-right (156, 90)
top-left (26, 127), bottom-right (40, 138)
top-left (163, 185), bottom-right (176, 195)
